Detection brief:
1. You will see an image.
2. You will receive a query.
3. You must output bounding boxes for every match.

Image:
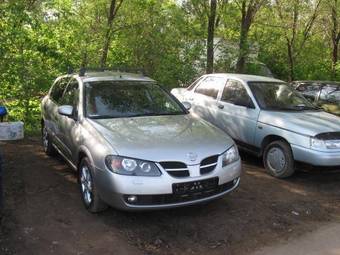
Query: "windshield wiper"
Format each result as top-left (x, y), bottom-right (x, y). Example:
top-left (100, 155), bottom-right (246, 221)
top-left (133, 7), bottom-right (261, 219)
top-left (265, 107), bottom-right (299, 111)
top-left (126, 111), bottom-right (185, 117)
top-left (292, 105), bottom-right (320, 111)
top-left (156, 111), bottom-right (185, 116)
top-left (88, 115), bottom-right (121, 119)
top-left (88, 111), bottom-right (185, 119)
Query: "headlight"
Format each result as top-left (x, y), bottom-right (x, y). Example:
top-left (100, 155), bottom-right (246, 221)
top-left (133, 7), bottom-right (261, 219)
top-left (311, 138), bottom-right (340, 150)
top-left (310, 138), bottom-right (326, 150)
top-left (105, 155), bottom-right (161, 176)
top-left (222, 145), bottom-right (239, 167)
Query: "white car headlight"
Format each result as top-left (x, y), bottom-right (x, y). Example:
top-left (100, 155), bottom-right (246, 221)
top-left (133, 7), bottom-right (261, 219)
top-left (222, 145), bottom-right (240, 167)
top-left (105, 155), bottom-right (161, 176)
top-left (310, 138), bottom-right (326, 150)
top-left (310, 138), bottom-right (340, 150)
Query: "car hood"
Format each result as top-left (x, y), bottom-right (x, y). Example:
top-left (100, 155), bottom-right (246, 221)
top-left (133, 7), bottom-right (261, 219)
top-left (88, 114), bottom-right (233, 165)
top-left (258, 110), bottom-right (340, 137)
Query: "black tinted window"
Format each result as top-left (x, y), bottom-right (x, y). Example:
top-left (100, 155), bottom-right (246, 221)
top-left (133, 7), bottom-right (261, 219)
top-left (50, 78), bottom-right (70, 104)
top-left (222, 80), bottom-right (251, 104)
top-left (85, 81), bottom-right (185, 118)
top-left (60, 79), bottom-right (79, 107)
top-left (194, 77), bottom-right (225, 99)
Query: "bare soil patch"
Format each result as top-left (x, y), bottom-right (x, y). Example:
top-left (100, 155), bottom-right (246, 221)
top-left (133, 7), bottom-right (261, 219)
top-left (1, 138), bottom-right (340, 255)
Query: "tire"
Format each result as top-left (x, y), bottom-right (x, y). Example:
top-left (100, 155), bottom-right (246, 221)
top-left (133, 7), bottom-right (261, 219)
top-left (78, 157), bottom-right (108, 213)
top-left (42, 123), bottom-right (57, 156)
top-left (263, 140), bottom-right (295, 178)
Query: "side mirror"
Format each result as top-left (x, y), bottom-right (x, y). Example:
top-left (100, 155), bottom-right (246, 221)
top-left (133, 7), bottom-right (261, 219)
top-left (58, 105), bottom-right (74, 117)
top-left (182, 101), bottom-right (192, 111)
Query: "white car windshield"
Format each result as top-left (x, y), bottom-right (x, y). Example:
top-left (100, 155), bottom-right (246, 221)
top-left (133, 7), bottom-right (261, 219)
top-left (84, 81), bottom-right (186, 119)
top-left (248, 82), bottom-right (319, 111)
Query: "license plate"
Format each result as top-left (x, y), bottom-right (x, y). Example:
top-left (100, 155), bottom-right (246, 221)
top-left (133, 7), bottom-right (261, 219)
top-left (173, 177), bottom-right (219, 195)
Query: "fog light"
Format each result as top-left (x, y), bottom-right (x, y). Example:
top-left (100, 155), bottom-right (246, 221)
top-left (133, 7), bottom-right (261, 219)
top-left (233, 178), bottom-right (239, 185)
top-left (127, 195), bottom-right (138, 203)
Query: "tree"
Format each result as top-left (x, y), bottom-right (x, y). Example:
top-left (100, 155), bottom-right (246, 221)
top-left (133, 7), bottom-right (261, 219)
top-left (235, 0), bottom-right (266, 73)
top-left (182, 0), bottom-right (228, 74)
top-left (100, 0), bottom-right (124, 68)
top-left (274, 0), bottom-right (322, 81)
top-left (328, 0), bottom-right (340, 79)
top-left (207, 0), bottom-right (217, 73)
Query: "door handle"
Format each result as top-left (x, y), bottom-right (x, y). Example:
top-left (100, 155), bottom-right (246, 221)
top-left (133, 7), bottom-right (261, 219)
top-left (217, 104), bottom-right (224, 109)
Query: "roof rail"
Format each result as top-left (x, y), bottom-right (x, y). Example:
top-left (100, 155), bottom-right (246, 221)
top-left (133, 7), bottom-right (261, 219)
top-left (78, 67), bottom-right (146, 77)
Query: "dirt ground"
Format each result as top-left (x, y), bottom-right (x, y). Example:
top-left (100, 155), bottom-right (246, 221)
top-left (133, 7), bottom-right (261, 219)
top-left (1, 137), bottom-right (340, 255)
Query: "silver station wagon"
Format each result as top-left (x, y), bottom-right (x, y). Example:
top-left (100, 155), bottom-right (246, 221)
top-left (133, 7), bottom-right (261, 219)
top-left (41, 69), bottom-right (241, 212)
top-left (172, 74), bottom-right (340, 178)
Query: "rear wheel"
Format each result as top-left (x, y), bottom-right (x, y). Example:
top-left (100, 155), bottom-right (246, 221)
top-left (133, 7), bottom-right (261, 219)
top-left (42, 124), bottom-right (56, 156)
top-left (263, 140), bottom-right (295, 178)
top-left (78, 157), bottom-right (108, 213)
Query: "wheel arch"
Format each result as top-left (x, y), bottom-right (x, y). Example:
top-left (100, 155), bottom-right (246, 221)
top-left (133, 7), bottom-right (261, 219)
top-left (261, 135), bottom-right (290, 155)
top-left (77, 146), bottom-right (95, 171)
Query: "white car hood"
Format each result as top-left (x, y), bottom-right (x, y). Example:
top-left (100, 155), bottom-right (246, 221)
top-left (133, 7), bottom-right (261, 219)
top-left (259, 110), bottom-right (340, 137)
top-left (88, 114), bottom-right (234, 165)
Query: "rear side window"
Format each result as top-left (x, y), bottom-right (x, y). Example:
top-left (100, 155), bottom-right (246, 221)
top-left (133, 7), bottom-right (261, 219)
top-left (194, 77), bottom-right (225, 99)
top-left (50, 77), bottom-right (70, 104)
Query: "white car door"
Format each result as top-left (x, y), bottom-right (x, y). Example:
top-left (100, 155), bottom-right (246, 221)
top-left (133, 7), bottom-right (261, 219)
top-left (215, 79), bottom-right (260, 149)
top-left (186, 76), bottom-right (226, 124)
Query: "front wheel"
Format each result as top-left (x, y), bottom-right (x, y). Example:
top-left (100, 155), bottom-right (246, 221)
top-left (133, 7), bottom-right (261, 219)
top-left (78, 157), bottom-right (108, 213)
top-left (263, 140), bottom-right (295, 178)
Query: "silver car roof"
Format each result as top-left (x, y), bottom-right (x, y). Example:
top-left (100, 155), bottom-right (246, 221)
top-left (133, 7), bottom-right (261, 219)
top-left (202, 73), bottom-right (285, 83)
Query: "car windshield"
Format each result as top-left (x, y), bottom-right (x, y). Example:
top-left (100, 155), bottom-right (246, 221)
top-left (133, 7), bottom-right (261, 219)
top-left (248, 82), bottom-right (320, 111)
top-left (84, 81), bottom-right (186, 119)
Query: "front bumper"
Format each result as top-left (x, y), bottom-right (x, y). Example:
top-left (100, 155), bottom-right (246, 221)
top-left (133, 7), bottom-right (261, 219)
top-left (95, 159), bottom-right (241, 211)
top-left (292, 144), bottom-right (340, 166)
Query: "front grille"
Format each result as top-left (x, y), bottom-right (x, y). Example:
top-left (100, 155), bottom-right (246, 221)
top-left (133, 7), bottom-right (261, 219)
top-left (124, 179), bottom-right (236, 206)
top-left (200, 155), bottom-right (218, 175)
top-left (315, 132), bottom-right (340, 140)
top-left (166, 171), bottom-right (189, 177)
top-left (159, 161), bottom-right (189, 178)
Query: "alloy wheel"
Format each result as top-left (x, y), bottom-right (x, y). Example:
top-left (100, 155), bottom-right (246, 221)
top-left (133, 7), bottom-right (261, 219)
top-left (80, 165), bottom-right (93, 206)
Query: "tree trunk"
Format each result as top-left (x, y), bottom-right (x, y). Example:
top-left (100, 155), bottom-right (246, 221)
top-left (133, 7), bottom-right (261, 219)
top-left (287, 39), bottom-right (294, 82)
top-left (236, 23), bottom-right (249, 73)
top-left (100, 29), bottom-right (112, 68)
top-left (100, 0), bottom-right (123, 68)
top-left (206, 0), bottom-right (217, 74)
top-left (332, 40), bottom-right (339, 79)
top-left (236, 0), bottom-right (263, 73)
top-left (331, 0), bottom-right (339, 79)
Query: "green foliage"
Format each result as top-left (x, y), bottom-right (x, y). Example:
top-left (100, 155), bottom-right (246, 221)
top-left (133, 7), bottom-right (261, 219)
top-left (0, 0), bottom-right (339, 133)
